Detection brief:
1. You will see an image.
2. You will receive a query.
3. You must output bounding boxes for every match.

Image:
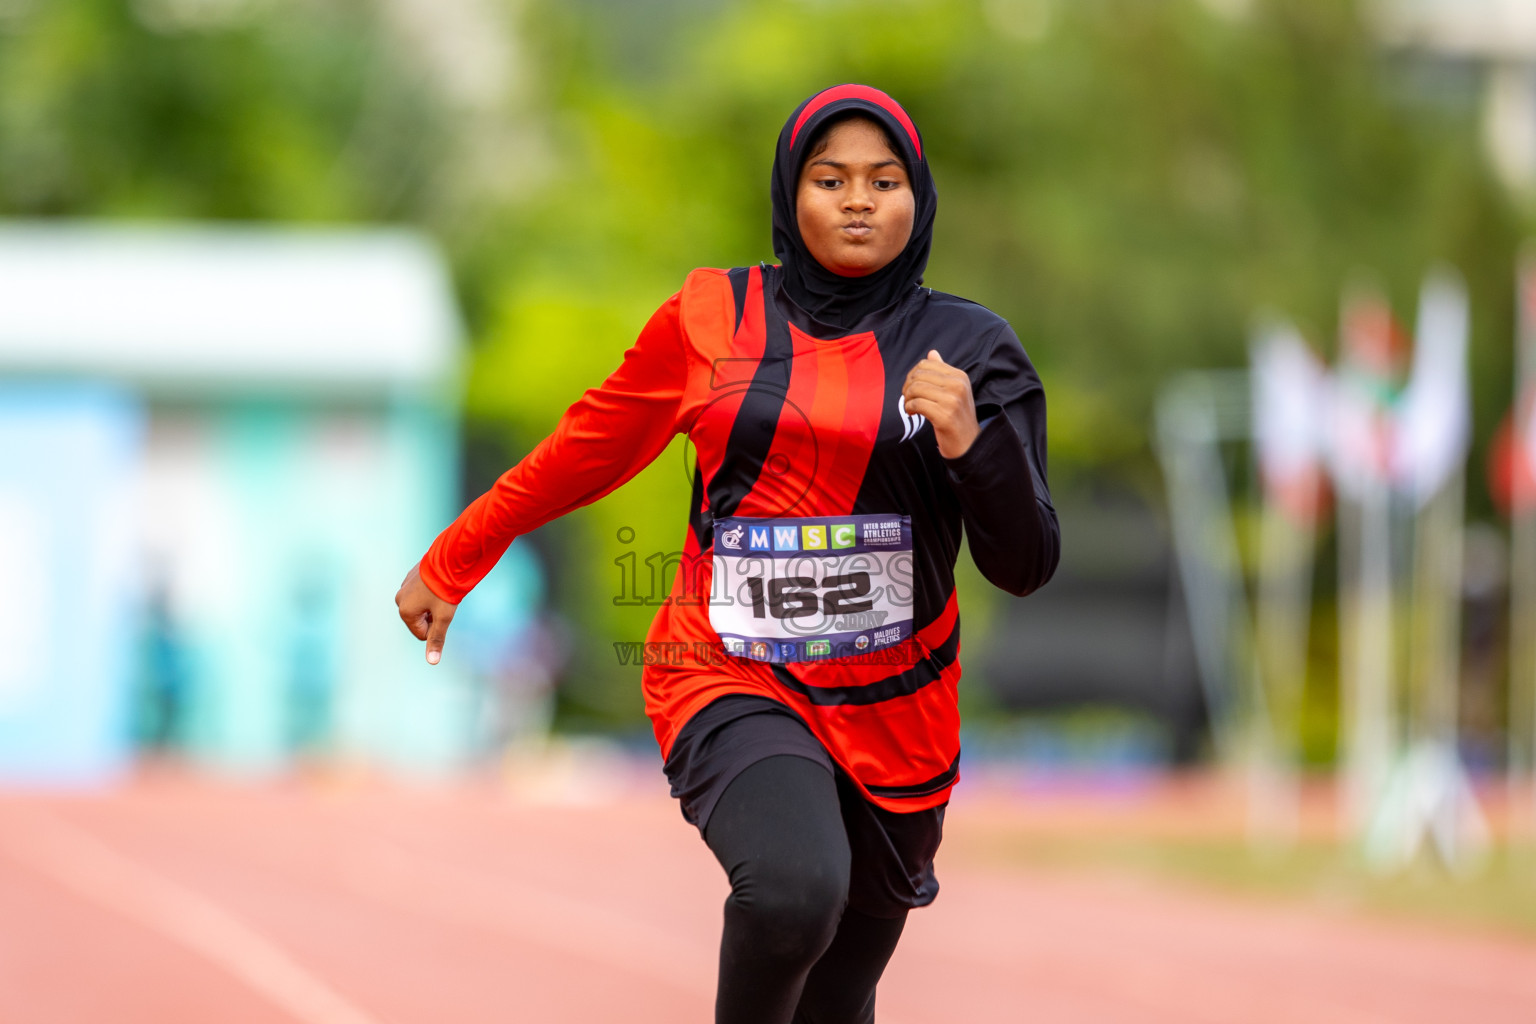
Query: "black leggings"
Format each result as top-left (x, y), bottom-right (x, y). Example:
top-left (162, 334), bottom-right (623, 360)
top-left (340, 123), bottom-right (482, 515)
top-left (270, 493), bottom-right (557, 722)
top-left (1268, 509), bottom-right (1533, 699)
top-left (704, 755), bottom-right (908, 1024)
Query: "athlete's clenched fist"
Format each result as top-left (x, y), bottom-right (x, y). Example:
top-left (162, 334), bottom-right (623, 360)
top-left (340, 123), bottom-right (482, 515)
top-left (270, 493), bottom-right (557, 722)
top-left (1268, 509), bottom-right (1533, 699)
top-left (396, 562), bottom-right (458, 664)
top-left (902, 349), bottom-right (980, 459)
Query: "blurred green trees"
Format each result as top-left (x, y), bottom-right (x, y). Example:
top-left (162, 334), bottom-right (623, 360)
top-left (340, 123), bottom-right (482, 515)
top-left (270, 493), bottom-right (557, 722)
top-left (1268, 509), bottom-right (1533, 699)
top-left (1, 0), bottom-right (1524, 729)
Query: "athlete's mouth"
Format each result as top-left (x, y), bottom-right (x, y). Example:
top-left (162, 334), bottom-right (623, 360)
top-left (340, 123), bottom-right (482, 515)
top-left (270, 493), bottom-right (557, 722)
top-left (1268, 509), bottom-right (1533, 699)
top-left (841, 221), bottom-right (872, 238)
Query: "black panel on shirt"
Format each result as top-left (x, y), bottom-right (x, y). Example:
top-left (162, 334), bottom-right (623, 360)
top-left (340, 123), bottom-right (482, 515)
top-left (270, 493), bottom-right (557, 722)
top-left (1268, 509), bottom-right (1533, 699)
top-left (708, 294), bottom-right (795, 520)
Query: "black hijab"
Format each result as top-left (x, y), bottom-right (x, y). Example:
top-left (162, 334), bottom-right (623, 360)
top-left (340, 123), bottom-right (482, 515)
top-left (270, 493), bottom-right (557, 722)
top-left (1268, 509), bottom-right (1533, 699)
top-left (771, 84), bottom-right (937, 330)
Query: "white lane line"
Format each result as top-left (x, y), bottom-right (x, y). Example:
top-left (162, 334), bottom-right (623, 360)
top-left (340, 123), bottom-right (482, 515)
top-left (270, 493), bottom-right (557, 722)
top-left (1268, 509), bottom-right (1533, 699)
top-left (342, 839), bottom-right (719, 1000)
top-left (0, 809), bottom-right (387, 1024)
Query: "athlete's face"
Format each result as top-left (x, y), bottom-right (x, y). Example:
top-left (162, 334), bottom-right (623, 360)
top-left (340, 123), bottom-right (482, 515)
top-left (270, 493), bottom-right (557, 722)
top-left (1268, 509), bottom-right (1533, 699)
top-left (795, 118), bottom-right (914, 279)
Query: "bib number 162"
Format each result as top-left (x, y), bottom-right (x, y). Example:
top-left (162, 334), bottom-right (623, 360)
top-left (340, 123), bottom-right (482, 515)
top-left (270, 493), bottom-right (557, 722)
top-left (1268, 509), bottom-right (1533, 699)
top-left (745, 572), bottom-right (873, 620)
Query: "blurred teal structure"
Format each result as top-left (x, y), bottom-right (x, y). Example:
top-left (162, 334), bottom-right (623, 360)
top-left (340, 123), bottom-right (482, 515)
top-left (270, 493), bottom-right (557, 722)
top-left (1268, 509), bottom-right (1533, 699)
top-left (0, 384), bottom-right (142, 783)
top-left (0, 222), bottom-right (476, 781)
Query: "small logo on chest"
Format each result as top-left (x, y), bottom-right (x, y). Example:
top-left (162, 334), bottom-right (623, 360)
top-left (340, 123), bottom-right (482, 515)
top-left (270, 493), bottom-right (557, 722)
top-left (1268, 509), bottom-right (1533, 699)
top-left (896, 391), bottom-right (927, 442)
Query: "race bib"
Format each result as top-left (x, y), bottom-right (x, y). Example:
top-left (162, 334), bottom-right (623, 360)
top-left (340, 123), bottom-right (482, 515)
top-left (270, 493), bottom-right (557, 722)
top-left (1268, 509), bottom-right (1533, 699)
top-left (710, 514), bottom-right (915, 664)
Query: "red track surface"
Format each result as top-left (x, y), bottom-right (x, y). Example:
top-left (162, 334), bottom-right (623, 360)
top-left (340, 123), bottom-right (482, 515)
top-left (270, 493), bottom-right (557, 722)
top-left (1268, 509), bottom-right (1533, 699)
top-left (2, 769), bottom-right (1534, 1023)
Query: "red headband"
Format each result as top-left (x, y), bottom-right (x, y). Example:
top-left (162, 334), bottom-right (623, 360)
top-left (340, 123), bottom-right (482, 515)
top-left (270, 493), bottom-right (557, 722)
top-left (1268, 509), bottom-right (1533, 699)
top-left (789, 84), bottom-right (922, 159)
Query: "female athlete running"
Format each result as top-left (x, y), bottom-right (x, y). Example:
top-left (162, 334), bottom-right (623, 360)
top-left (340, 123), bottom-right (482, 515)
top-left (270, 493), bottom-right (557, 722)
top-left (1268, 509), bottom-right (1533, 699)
top-left (396, 84), bottom-right (1059, 1023)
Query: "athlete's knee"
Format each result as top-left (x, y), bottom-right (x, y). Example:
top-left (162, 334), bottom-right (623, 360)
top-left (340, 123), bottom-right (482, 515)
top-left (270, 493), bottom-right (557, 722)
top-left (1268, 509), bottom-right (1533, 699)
top-left (727, 852), bottom-right (849, 963)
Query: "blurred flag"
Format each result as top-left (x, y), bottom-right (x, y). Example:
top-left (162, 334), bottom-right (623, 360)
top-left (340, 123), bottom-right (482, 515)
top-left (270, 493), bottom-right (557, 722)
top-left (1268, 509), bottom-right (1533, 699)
top-left (1250, 321), bottom-right (1331, 524)
top-left (1487, 398), bottom-right (1536, 517)
top-left (1392, 270), bottom-right (1470, 507)
top-left (1496, 260), bottom-right (1536, 516)
top-left (1328, 287), bottom-right (1409, 500)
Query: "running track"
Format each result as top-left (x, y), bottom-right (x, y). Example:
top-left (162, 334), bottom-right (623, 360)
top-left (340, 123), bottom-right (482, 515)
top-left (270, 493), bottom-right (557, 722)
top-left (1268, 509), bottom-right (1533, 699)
top-left (1, 770), bottom-right (1533, 1023)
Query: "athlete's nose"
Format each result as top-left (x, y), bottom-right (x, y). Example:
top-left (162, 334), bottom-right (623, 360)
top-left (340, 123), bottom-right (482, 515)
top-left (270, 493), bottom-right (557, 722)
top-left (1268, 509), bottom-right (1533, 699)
top-left (843, 183), bottom-right (875, 213)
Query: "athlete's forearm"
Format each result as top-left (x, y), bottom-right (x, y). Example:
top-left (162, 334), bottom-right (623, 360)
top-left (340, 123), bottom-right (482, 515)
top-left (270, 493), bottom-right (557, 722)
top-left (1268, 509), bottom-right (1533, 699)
top-left (419, 293), bottom-right (689, 604)
top-left (943, 412), bottom-right (1059, 597)
top-left (419, 418), bottom-right (673, 602)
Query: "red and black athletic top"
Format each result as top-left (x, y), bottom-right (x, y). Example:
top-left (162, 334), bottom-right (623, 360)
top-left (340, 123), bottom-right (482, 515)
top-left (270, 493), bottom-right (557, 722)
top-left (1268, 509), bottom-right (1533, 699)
top-left (420, 263), bottom-right (1058, 811)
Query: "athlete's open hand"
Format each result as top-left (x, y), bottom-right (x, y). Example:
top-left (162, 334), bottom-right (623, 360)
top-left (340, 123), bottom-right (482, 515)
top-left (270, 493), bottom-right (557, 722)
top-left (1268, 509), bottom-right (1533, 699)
top-left (902, 350), bottom-right (980, 459)
top-left (395, 562), bottom-right (458, 665)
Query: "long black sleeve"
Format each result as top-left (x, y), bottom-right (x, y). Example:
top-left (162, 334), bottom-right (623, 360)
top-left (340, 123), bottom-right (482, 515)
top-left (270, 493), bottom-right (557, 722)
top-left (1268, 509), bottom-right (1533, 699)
top-left (942, 324), bottom-right (1060, 597)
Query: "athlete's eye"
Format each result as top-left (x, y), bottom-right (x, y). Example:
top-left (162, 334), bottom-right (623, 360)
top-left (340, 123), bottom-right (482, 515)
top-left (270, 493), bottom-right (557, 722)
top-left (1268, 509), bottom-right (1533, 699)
top-left (815, 178), bottom-right (841, 189)
top-left (874, 180), bottom-right (903, 191)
